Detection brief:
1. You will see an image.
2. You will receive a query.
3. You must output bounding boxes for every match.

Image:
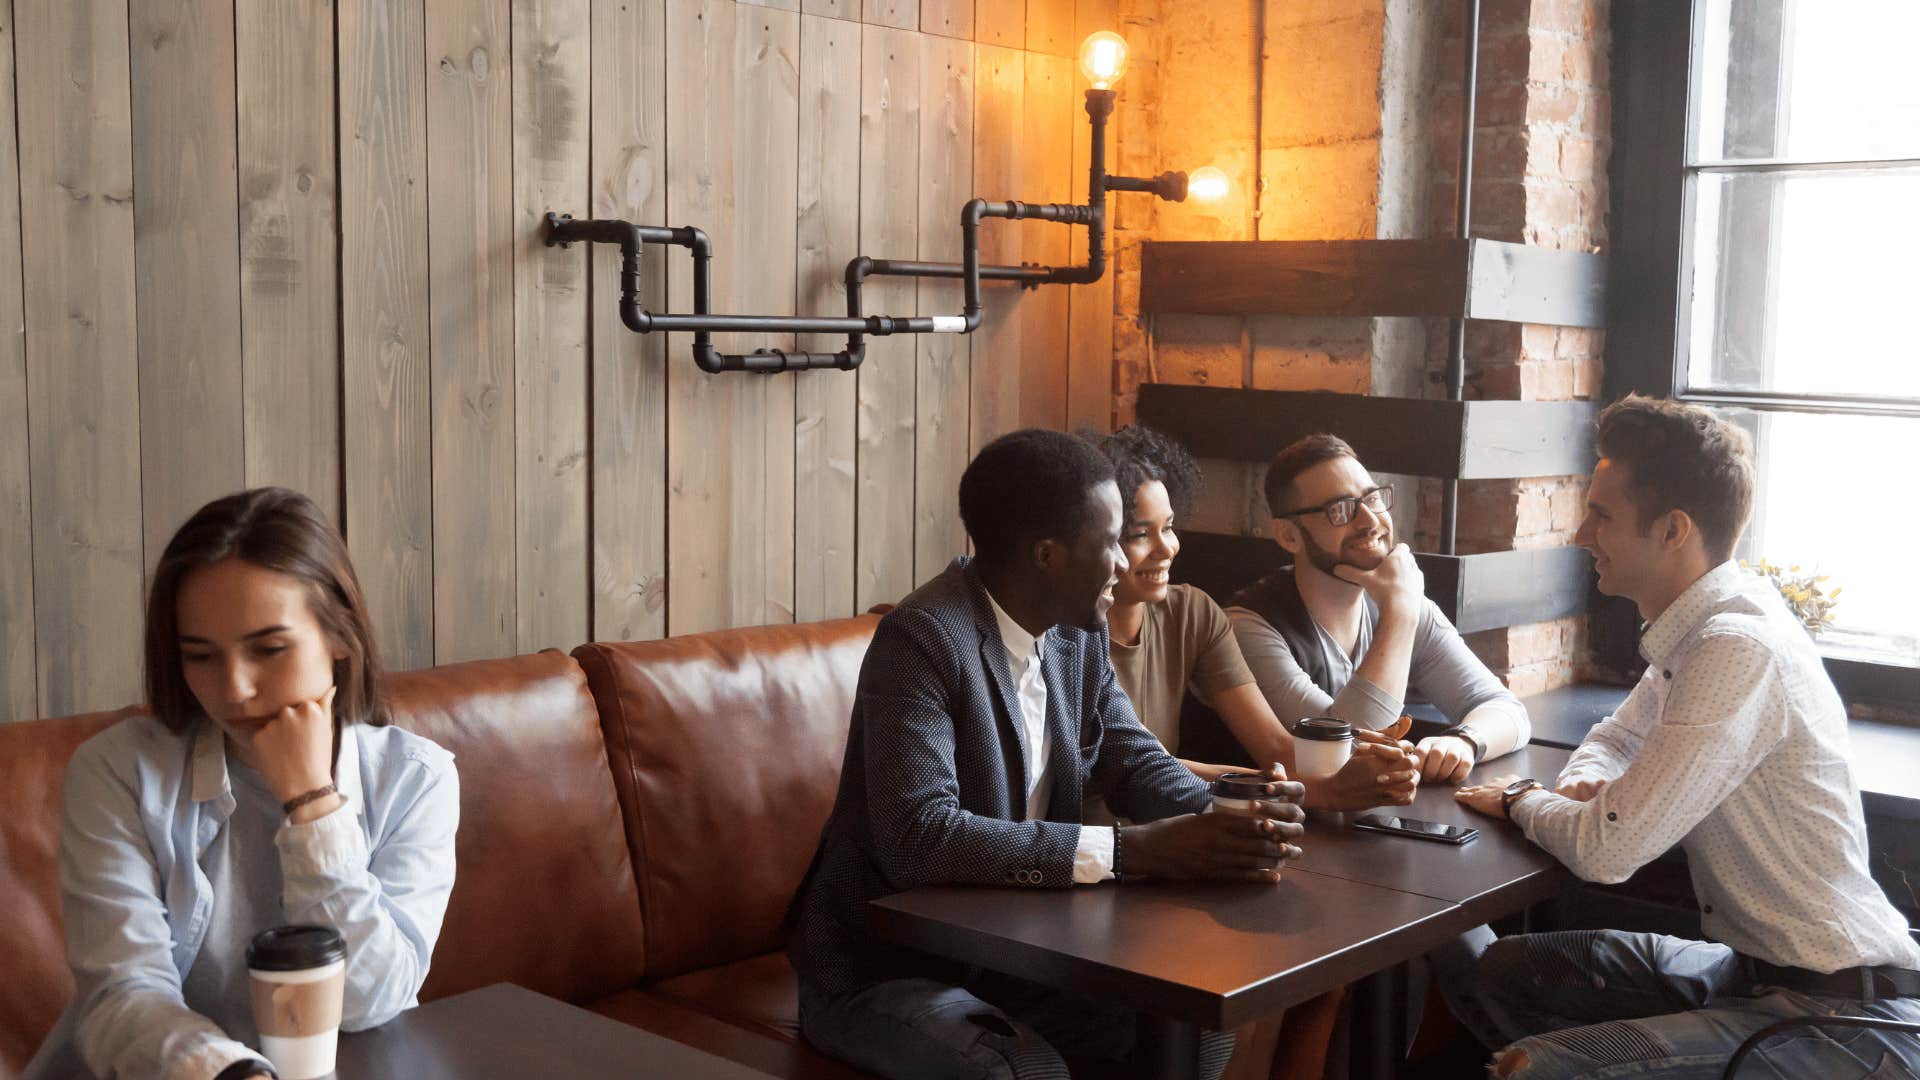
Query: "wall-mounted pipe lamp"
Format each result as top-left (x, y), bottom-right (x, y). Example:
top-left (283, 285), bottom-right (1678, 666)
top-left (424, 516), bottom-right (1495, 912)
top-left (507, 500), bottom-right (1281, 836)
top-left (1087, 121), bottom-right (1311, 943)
top-left (544, 30), bottom-right (1226, 375)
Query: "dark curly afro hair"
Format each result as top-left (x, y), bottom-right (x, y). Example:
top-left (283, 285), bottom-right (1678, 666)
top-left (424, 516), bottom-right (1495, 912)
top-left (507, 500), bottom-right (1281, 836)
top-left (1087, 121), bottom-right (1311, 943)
top-left (1082, 424), bottom-right (1203, 523)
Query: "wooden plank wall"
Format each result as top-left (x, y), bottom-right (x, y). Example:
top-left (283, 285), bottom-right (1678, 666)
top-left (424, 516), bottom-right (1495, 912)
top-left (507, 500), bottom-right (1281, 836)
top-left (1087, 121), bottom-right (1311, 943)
top-left (2, 0), bottom-right (1129, 721)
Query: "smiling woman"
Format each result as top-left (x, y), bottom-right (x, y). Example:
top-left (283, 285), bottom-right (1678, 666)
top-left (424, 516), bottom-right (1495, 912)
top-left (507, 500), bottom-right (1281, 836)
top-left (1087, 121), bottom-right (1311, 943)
top-left (22, 488), bottom-right (460, 1080)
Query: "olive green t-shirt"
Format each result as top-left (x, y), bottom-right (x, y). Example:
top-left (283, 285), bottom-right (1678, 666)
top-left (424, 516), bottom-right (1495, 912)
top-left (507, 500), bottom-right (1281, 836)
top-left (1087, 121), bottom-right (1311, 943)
top-left (1088, 584), bottom-right (1255, 824)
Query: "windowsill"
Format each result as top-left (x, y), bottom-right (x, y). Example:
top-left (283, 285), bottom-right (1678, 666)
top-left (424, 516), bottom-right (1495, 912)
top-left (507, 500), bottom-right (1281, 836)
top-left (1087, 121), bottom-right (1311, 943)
top-left (1518, 682), bottom-right (1920, 821)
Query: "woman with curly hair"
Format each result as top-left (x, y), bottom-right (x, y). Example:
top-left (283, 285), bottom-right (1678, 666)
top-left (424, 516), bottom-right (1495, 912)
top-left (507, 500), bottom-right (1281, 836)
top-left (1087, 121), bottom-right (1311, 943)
top-left (1083, 425), bottom-right (1419, 1080)
top-left (1083, 425), bottom-right (1418, 821)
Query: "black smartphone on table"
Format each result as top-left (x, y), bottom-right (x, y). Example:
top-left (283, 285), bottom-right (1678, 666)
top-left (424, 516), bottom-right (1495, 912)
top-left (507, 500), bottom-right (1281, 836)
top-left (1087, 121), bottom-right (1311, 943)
top-left (1350, 812), bottom-right (1479, 845)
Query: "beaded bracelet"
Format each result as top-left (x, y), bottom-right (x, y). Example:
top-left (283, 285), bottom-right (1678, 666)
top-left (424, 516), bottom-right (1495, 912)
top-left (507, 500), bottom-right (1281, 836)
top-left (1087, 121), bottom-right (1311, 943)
top-left (282, 783), bottom-right (339, 816)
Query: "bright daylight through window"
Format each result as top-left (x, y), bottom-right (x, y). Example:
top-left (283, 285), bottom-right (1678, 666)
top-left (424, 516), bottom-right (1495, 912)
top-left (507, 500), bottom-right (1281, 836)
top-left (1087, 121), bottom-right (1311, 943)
top-left (1683, 0), bottom-right (1920, 666)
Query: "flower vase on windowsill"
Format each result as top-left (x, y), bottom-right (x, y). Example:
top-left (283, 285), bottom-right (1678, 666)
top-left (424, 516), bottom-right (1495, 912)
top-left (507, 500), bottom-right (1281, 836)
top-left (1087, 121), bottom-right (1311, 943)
top-left (1742, 559), bottom-right (1840, 638)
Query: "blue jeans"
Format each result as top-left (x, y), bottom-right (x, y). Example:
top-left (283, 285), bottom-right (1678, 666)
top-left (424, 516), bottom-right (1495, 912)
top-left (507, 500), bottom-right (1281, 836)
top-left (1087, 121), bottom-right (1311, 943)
top-left (1466, 930), bottom-right (1920, 1079)
top-left (798, 974), bottom-right (1235, 1080)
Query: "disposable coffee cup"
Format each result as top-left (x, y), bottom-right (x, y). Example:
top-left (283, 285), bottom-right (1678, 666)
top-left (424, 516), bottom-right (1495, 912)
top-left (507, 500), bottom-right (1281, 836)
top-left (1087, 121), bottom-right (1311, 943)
top-left (1292, 717), bottom-right (1354, 780)
top-left (1210, 773), bottom-right (1272, 816)
top-left (247, 926), bottom-right (347, 1080)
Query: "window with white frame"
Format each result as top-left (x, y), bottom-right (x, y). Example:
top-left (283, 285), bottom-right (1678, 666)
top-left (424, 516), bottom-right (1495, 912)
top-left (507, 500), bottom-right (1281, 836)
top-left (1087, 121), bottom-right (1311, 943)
top-left (1680, 0), bottom-right (1920, 667)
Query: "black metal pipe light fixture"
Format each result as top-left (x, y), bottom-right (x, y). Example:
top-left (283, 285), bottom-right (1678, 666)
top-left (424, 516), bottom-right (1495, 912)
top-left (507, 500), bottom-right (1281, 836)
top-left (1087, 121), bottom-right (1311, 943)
top-left (545, 30), bottom-right (1228, 374)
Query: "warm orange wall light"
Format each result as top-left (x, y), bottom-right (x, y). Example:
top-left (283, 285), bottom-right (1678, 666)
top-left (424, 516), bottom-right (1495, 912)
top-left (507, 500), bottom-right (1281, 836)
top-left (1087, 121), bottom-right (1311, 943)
top-left (1187, 166), bottom-right (1230, 203)
top-left (1079, 31), bottom-right (1129, 89)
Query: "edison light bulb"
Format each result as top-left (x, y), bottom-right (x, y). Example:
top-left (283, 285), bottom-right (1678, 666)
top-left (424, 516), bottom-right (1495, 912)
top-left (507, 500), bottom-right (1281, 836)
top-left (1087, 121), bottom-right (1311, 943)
top-left (1079, 31), bottom-right (1129, 90)
top-left (1188, 166), bottom-right (1230, 202)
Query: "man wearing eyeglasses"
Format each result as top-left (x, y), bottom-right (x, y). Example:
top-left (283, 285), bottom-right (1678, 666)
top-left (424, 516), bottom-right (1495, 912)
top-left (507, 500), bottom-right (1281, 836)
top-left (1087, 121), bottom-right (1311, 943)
top-left (1222, 433), bottom-right (1532, 783)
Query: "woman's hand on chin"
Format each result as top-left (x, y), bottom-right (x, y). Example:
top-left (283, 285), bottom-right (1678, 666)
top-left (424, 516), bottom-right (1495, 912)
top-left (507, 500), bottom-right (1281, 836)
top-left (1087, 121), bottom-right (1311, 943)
top-left (253, 685), bottom-right (341, 818)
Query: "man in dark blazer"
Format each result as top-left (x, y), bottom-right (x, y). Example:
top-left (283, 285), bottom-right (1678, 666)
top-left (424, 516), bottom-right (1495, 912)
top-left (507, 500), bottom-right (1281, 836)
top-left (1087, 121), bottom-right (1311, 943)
top-left (790, 428), bottom-right (1307, 1080)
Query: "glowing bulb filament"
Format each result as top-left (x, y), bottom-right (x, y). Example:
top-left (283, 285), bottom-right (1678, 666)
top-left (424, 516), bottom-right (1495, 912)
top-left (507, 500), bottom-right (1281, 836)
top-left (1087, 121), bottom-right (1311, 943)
top-left (1079, 31), bottom-right (1129, 90)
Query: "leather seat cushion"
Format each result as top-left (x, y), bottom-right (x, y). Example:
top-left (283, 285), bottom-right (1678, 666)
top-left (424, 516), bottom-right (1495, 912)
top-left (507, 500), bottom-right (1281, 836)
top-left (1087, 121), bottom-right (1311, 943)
top-left (391, 650), bottom-right (649, 1005)
top-left (0, 706), bottom-right (141, 1075)
top-left (649, 950), bottom-right (803, 1042)
top-left (574, 615), bottom-right (879, 978)
top-left (589, 976), bottom-right (872, 1080)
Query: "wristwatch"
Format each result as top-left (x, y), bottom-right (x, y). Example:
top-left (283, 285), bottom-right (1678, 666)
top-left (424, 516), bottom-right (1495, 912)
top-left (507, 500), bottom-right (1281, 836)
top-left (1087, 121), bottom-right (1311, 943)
top-left (1434, 724), bottom-right (1488, 762)
top-left (1500, 778), bottom-right (1546, 821)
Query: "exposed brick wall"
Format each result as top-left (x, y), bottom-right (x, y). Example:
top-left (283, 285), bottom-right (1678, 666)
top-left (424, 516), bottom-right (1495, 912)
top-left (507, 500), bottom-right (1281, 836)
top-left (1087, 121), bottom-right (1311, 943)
top-left (1112, 0), bottom-right (1615, 693)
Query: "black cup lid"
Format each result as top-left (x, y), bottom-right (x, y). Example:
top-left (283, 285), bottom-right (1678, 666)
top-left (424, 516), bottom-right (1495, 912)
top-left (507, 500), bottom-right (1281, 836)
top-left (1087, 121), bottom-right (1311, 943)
top-left (1295, 716), bottom-right (1354, 742)
top-left (247, 925), bottom-right (346, 971)
top-left (1211, 773), bottom-right (1268, 800)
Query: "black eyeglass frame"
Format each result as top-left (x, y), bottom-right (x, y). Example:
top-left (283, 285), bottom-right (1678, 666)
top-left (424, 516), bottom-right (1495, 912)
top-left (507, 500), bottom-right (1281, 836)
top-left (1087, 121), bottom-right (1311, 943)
top-left (1277, 485), bottom-right (1393, 527)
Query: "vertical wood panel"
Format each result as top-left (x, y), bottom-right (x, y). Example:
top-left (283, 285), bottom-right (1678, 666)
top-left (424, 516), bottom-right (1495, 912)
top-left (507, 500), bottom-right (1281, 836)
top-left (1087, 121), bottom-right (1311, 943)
top-left (17, 0), bottom-right (143, 715)
top-left (801, 0), bottom-right (857, 22)
top-left (747, 9), bottom-right (801, 626)
top-left (1019, 51), bottom-right (1071, 429)
top-left (920, 0), bottom-right (973, 40)
top-left (1026, 0), bottom-right (1074, 56)
top-left (426, 0), bottom-right (516, 663)
top-left (741, 0), bottom-right (799, 10)
top-left (513, 0), bottom-right (591, 652)
top-left (237, 0), bottom-right (341, 519)
top-left (865, 0), bottom-right (916, 31)
top-left (914, 33), bottom-right (972, 583)
top-left (590, 0), bottom-right (669, 642)
top-left (973, 0), bottom-right (1022, 47)
top-left (1066, 64), bottom-right (1113, 433)
top-left (341, 0), bottom-right (433, 670)
top-left (0, 0), bottom-right (34, 720)
top-left (1073, 0), bottom-right (1115, 41)
top-left (969, 43), bottom-right (1023, 454)
top-left (130, 0), bottom-right (245, 568)
top-left (794, 13), bottom-right (861, 622)
top-left (666, 0), bottom-right (800, 633)
top-left (854, 25), bottom-right (919, 610)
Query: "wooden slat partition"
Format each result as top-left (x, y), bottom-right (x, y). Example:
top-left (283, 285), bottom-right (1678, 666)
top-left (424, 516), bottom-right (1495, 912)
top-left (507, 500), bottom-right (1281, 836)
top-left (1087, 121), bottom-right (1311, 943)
top-left (855, 25), bottom-right (920, 611)
top-left (341, 0), bottom-right (434, 671)
top-left (131, 0), bottom-right (246, 565)
top-left (513, 0), bottom-right (593, 653)
top-left (589, 0), bottom-right (669, 645)
top-left (2, 0), bottom-right (1118, 719)
top-left (968, 44), bottom-right (1023, 454)
top-left (1139, 238), bottom-right (1609, 327)
top-left (17, 0), bottom-right (145, 716)
top-left (0, 0), bottom-right (35, 723)
top-left (1135, 384), bottom-right (1599, 481)
top-left (428, 0), bottom-right (517, 663)
top-left (237, 0), bottom-right (341, 518)
top-left (795, 14), bottom-right (862, 621)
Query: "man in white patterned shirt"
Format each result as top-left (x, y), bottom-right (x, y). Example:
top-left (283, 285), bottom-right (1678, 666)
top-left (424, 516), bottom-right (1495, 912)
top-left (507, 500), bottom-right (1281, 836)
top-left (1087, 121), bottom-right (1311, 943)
top-left (1454, 396), bottom-right (1920, 1079)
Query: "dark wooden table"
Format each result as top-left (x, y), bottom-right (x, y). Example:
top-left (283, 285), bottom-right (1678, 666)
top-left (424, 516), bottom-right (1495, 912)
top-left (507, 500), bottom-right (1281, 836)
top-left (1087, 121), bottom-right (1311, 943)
top-left (868, 745), bottom-right (1578, 1080)
top-left (334, 982), bottom-right (776, 1079)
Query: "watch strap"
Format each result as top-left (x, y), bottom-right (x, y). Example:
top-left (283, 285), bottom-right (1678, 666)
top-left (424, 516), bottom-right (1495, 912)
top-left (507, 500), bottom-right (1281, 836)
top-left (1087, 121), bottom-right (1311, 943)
top-left (1501, 779), bottom-right (1544, 821)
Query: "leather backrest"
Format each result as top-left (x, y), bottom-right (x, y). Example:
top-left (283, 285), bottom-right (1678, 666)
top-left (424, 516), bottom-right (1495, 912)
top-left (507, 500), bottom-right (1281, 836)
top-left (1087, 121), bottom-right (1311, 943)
top-left (575, 615), bottom-right (878, 979)
top-left (391, 651), bottom-right (649, 1004)
top-left (0, 706), bottom-right (141, 1077)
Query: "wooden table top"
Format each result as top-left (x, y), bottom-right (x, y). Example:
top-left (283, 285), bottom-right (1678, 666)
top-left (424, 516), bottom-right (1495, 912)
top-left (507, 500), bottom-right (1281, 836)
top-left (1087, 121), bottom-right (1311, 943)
top-left (869, 744), bottom-right (1580, 1032)
top-left (868, 873), bottom-right (1459, 1030)
top-left (334, 983), bottom-right (776, 1079)
top-left (1290, 744), bottom-right (1575, 919)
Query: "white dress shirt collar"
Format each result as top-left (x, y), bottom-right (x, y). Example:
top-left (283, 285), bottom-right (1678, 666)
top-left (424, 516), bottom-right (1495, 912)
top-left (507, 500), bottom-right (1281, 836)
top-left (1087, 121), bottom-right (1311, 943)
top-left (1641, 560), bottom-right (1745, 668)
top-left (985, 587), bottom-right (1048, 665)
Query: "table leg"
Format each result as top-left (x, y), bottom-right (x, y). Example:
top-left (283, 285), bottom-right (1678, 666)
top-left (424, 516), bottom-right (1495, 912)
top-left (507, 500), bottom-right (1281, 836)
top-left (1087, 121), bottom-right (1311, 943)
top-left (1350, 964), bottom-right (1409, 1080)
top-left (1135, 1013), bottom-right (1201, 1080)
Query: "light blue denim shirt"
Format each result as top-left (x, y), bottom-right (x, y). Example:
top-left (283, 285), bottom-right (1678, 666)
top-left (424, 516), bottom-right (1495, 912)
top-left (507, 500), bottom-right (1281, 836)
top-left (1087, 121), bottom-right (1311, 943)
top-left (25, 715), bottom-right (459, 1080)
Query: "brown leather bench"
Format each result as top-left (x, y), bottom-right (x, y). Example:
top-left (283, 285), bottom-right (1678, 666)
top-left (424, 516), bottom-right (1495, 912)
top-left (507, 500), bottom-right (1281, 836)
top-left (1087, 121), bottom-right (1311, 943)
top-left (0, 616), bottom-right (882, 1079)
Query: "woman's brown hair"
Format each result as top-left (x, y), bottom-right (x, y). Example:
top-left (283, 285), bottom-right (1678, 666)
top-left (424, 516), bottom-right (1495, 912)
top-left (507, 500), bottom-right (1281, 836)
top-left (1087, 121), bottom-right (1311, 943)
top-left (144, 487), bottom-right (388, 732)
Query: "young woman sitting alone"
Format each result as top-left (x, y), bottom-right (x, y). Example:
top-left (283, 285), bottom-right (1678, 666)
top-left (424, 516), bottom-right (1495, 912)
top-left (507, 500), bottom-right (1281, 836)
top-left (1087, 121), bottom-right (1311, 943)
top-left (25, 488), bottom-right (459, 1080)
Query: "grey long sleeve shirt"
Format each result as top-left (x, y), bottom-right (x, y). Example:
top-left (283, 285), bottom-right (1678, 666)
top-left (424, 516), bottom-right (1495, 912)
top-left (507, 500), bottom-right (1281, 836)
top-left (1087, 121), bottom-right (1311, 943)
top-left (1226, 596), bottom-right (1530, 759)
